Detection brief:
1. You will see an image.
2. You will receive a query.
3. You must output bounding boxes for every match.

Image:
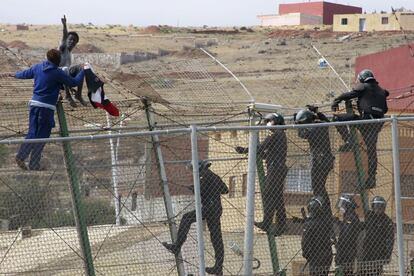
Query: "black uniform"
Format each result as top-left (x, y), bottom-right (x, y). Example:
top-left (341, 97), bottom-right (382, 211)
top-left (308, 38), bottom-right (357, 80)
top-left (335, 210), bottom-right (363, 276)
top-left (358, 210), bottom-right (394, 275)
top-left (175, 169), bottom-right (228, 270)
top-left (302, 215), bottom-right (333, 275)
top-left (257, 129), bottom-right (288, 229)
top-left (298, 112), bottom-right (334, 213)
top-left (333, 81), bottom-right (389, 188)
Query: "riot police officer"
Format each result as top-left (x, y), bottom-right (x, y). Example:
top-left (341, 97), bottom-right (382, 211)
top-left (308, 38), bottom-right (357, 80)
top-left (234, 113), bottom-right (288, 235)
top-left (335, 194), bottom-right (362, 276)
top-left (359, 196), bottom-right (394, 276)
top-left (331, 69), bottom-right (389, 189)
top-left (295, 107), bottom-right (334, 215)
top-left (302, 196), bottom-right (333, 276)
top-left (162, 160), bottom-right (229, 275)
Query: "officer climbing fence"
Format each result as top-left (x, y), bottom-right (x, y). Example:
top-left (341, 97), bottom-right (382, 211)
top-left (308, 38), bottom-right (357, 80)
top-left (0, 116), bottom-right (413, 275)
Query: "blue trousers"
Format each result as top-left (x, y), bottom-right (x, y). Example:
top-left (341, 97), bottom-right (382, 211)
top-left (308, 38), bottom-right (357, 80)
top-left (17, 106), bottom-right (55, 169)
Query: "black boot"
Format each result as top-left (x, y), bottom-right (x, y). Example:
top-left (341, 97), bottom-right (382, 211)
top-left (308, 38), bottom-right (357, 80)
top-left (162, 242), bottom-right (179, 255)
top-left (205, 266), bottom-right (223, 275)
top-left (254, 221), bottom-right (270, 232)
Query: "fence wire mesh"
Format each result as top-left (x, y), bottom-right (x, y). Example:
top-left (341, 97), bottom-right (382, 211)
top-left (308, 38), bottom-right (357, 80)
top-left (1, 117), bottom-right (413, 275)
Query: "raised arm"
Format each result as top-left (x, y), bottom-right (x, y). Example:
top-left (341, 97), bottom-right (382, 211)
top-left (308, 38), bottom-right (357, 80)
top-left (59, 15), bottom-right (68, 50)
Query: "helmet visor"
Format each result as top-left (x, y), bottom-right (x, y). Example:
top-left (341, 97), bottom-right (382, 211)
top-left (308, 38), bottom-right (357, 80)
top-left (336, 196), bottom-right (351, 210)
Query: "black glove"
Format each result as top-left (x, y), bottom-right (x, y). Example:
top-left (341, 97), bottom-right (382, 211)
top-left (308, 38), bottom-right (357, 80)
top-left (235, 146), bottom-right (247, 154)
top-left (306, 104), bottom-right (318, 113)
top-left (331, 102), bottom-right (339, 112)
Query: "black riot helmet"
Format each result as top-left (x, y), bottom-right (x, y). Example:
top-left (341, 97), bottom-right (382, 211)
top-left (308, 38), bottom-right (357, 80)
top-left (198, 160), bottom-right (212, 171)
top-left (187, 160), bottom-right (211, 172)
top-left (357, 69), bottom-right (375, 83)
top-left (294, 109), bottom-right (316, 124)
top-left (336, 194), bottom-right (357, 213)
top-left (263, 113), bottom-right (285, 126)
top-left (371, 196), bottom-right (386, 213)
top-left (307, 196), bottom-right (324, 218)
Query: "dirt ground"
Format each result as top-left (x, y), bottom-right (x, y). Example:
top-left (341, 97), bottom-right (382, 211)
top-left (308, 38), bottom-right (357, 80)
top-left (0, 23), bottom-right (413, 112)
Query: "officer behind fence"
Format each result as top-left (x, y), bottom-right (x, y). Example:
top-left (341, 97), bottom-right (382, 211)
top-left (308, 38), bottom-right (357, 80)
top-left (335, 194), bottom-right (362, 276)
top-left (302, 196), bottom-right (333, 276)
top-left (331, 69), bottom-right (389, 189)
top-left (358, 196), bottom-right (394, 276)
top-left (234, 113), bottom-right (288, 235)
top-left (294, 106), bottom-right (334, 215)
top-left (162, 160), bottom-right (228, 275)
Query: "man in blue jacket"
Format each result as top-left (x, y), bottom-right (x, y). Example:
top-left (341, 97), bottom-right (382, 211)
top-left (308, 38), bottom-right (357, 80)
top-left (8, 49), bottom-right (84, 170)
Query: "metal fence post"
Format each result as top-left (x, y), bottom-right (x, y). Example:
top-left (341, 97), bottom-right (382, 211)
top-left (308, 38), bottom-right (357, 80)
top-left (143, 99), bottom-right (185, 276)
top-left (345, 101), bottom-right (369, 215)
top-left (106, 113), bottom-right (121, 226)
top-left (190, 125), bottom-right (206, 276)
top-left (243, 129), bottom-right (258, 275)
top-left (56, 101), bottom-right (96, 276)
top-left (391, 115), bottom-right (405, 276)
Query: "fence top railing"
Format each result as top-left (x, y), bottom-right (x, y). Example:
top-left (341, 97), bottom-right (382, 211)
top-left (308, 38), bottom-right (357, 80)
top-left (2, 116), bottom-right (414, 145)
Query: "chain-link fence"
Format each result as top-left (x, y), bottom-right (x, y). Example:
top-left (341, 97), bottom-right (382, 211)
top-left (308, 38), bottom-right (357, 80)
top-left (0, 116), bottom-right (413, 275)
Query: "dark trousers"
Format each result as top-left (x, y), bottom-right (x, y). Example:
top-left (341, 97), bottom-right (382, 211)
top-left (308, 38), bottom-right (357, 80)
top-left (311, 160), bottom-right (333, 215)
top-left (176, 208), bottom-right (224, 268)
top-left (262, 165), bottom-right (288, 227)
top-left (334, 114), bottom-right (383, 182)
top-left (16, 106), bottom-right (54, 169)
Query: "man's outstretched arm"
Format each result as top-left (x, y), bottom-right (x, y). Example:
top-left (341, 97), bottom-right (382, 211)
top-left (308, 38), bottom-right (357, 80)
top-left (59, 15), bottom-right (68, 50)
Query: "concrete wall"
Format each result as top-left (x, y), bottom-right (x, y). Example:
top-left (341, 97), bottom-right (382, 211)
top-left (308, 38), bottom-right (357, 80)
top-left (258, 13), bottom-right (301, 26)
top-left (279, 1), bottom-right (361, 25)
top-left (73, 53), bottom-right (122, 69)
top-left (333, 13), bottom-right (414, 32)
top-left (322, 1), bottom-right (362, 25)
top-left (73, 51), bottom-right (159, 69)
top-left (257, 13), bottom-right (322, 26)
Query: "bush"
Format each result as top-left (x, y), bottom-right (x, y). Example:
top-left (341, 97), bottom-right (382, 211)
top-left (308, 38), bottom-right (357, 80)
top-left (82, 198), bottom-right (117, 226)
top-left (0, 179), bottom-right (121, 229)
top-left (0, 181), bottom-right (56, 230)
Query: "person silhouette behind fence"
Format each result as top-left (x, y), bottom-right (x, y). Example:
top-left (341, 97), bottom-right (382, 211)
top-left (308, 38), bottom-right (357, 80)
top-left (9, 49), bottom-right (85, 171)
top-left (302, 196), bottom-right (333, 276)
top-left (59, 15), bottom-right (87, 107)
top-left (294, 106), bottom-right (334, 216)
top-left (234, 113), bottom-right (288, 236)
top-left (331, 69), bottom-right (389, 189)
top-left (358, 196), bottom-right (394, 276)
top-left (335, 194), bottom-right (363, 276)
top-left (162, 160), bottom-right (228, 275)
